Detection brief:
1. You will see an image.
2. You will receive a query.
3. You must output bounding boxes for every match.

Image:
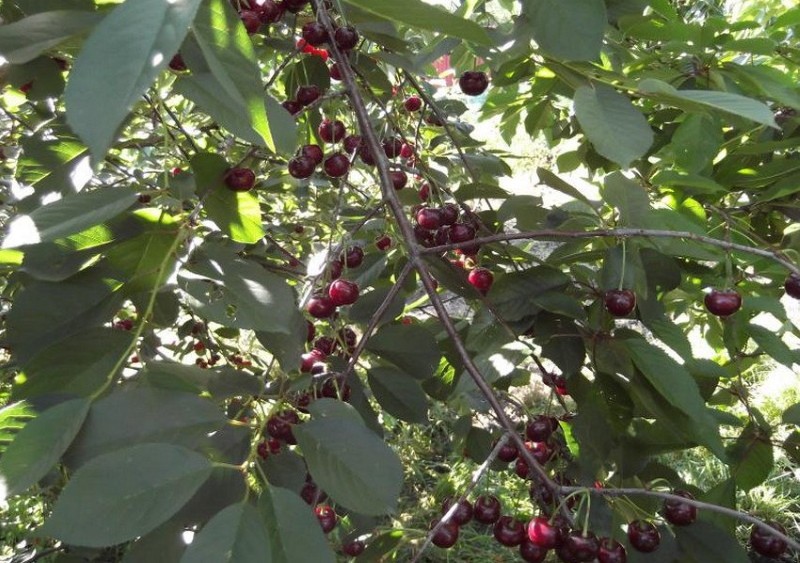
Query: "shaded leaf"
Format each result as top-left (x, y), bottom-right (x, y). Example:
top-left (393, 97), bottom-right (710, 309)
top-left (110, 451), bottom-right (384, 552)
top-left (523, 0), bottom-right (606, 61)
top-left (181, 503), bottom-right (271, 563)
top-left (0, 10), bottom-right (102, 64)
top-left (366, 324), bottom-right (441, 380)
top-left (367, 367), bottom-right (429, 423)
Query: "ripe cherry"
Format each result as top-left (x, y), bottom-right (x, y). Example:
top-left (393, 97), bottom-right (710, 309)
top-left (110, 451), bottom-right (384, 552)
top-left (497, 441), bottom-right (518, 463)
top-left (318, 119), bottom-right (346, 143)
top-left (400, 143), bottom-right (415, 159)
top-left (662, 490), bottom-right (697, 526)
top-left (389, 170), bottom-right (408, 190)
top-left (440, 203), bottom-right (459, 226)
top-left (300, 144), bottom-right (324, 165)
top-left (288, 155), bottom-right (316, 179)
top-left (448, 223), bottom-right (475, 244)
top-left (526, 415), bottom-right (558, 443)
top-left (282, 100), bottom-right (303, 115)
top-left (493, 516), bottom-right (526, 547)
top-left (473, 495), bottom-right (502, 524)
top-left (416, 207), bottom-right (443, 230)
top-left (300, 481), bottom-right (326, 505)
top-left (256, 438), bottom-right (281, 459)
top-left (283, 0), bottom-right (309, 13)
top-left (431, 520), bottom-right (459, 549)
top-left (597, 537), bottom-right (627, 563)
top-left (301, 21), bottom-right (328, 46)
top-left (750, 521), bottom-right (787, 558)
top-left (784, 273), bottom-right (800, 299)
top-left (404, 96), bottom-right (422, 112)
top-left (329, 260), bottom-right (343, 279)
top-left (300, 348), bottom-right (326, 372)
top-left (296, 84), bottom-right (322, 106)
top-left (558, 531), bottom-right (599, 562)
top-left (258, 0), bottom-right (283, 23)
top-left (519, 539), bottom-right (547, 562)
top-left (328, 279), bottom-right (359, 306)
top-left (224, 167), bottom-right (256, 191)
top-left (419, 182), bottom-right (431, 201)
top-left (468, 267), bottom-right (494, 295)
top-left (306, 320), bottom-right (316, 342)
top-left (168, 54), bottom-right (187, 71)
top-left (334, 25), bottom-right (359, 50)
top-left (627, 520), bottom-right (660, 553)
top-left (341, 246), bottom-right (364, 268)
top-left (459, 70), bottom-right (489, 96)
top-left (375, 234), bottom-right (392, 251)
top-left (382, 137), bottom-right (404, 158)
top-left (343, 134), bottom-right (362, 153)
top-left (527, 516), bottom-right (559, 549)
top-left (442, 497), bottom-right (473, 526)
top-left (342, 539), bottom-right (365, 556)
top-left (314, 336), bottom-right (336, 355)
top-left (307, 295), bottom-right (336, 318)
top-left (239, 9), bottom-right (261, 34)
top-left (323, 153), bottom-right (350, 177)
top-left (320, 376), bottom-right (351, 401)
top-left (266, 410), bottom-right (300, 443)
top-left (704, 288), bottom-right (742, 317)
top-left (604, 289), bottom-right (636, 317)
top-left (329, 63), bottom-right (342, 81)
top-left (315, 505), bottom-right (337, 533)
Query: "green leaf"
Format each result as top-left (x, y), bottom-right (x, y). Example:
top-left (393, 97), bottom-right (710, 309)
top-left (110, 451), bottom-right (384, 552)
top-left (258, 487), bottom-right (336, 563)
top-left (121, 519), bottom-right (187, 563)
top-left (41, 443), bottom-right (213, 547)
top-left (522, 0), bottom-right (607, 61)
top-left (782, 403), bottom-right (800, 426)
top-left (623, 336), bottom-right (724, 458)
top-left (0, 398), bottom-right (90, 496)
top-left (727, 424), bottom-right (773, 492)
top-left (748, 324), bottom-right (797, 369)
top-left (65, 0), bottom-right (202, 160)
top-left (65, 387), bottom-right (228, 467)
top-left (367, 367), bottom-right (429, 423)
top-left (255, 310), bottom-right (307, 373)
top-left (489, 266), bottom-right (571, 322)
top-left (190, 153), bottom-right (265, 243)
top-left (667, 114), bottom-right (723, 173)
top-left (674, 520), bottom-right (750, 563)
top-left (180, 244), bottom-right (298, 333)
top-left (17, 328), bottom-right (133, 399)
top-left (365, 324), bottom-right (441, 380)
top-left (141, 361), bottom-right (261, 398)
top-left (18, 135), bottom-right (88, 196)
top-left (0, 401), bottom-right (36, 451)
top-left (638, 78), bottom-right (779, 129)
top-left (536, 167), bottom-right (596, 207)
top-left (0, 10), bottom-right (102, 64)
top-left (602, 172), bottom-right (651, 227)
top-left (573, 84), bottom-right (653, 168)
top-left (181, 503), bottom-right (271, 563)
top-left (192, 0), bottom-right (274, 151)
top-left (3, 187), bottom-right (138, 249)
top-left (348, 285), bottom-right (407, 326)
top-left (342, 0), bottom-right (491, 46)
top-left (293, 415), bottom-right (403, 515)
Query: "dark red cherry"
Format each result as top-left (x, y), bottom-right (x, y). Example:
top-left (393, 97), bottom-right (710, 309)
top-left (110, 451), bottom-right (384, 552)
top-left (473, 495), bottom-right (501, 524)
top-left (329, 63), bottom-right (342, 81)
top-left (448, 223), bottom-right (475, 244)
top-left (224, 167), bottom-right (256, 191)
top-left (527, 516), bottom-right (559, 549)
top-left (404, 96), bottom-right (422, 112)
top-left (282, 99), bottom-right (303, 115)
top-left (784, 273), bottom-right (800, 299)
top-left (442, 497), bottom-right (473, 526)
top-left (300, 348), bottom-right (326, 372)
top-left (318, 119), bottom-right (346, 143)
top-left (239, 9), bottom-right (262, 34)
top-left (389, 170), bottom-right (408, 190)
top-left (418, 182), bottom-right (431, 201)
top-left (375, 234), bottom-right (392, 251)
top-left (493, 516), bottom-right (526, 547)
top-left (440, 203), bottom-right (459, 226)
top-left (663, 490), bottom-right (697, 526)
top-left (560, 531), bottom-right (599, 562)
top-left (604, 289), bottom-right (637, 317)
top-left (704, 288), bottom-right (742, 317)
top-left (750, 521), bottom-right (787, 558)
top-left (307, 295), bottom-right (336, 318)
top-left (342, 539), bottom-right (365, 556)
top-left (341, 246), bottom-right (364, 268)
top-left (459, 71), bottom-right (489, 96)
top-left (343, 134), bottom-right (362, 153)
top-left (597, 537), bottom-right (627, 563)
top-left (300, 144), bottom-right (324, 165)
top-left (382, 137), bottom-right (404, 158)
top-left (315, 505), bottom-right (337, 533)
top-left (497, 441), bottom-right (518, 463)
top-left (300, 481), bottom-right (326, 504)
top-left (328, 279), bottom-right (359, 306)
top-left (266, 410), bottom-right (300, 444)
top-left (334, 25), bottom-right (359, 50)
top-left (515, 457), bottom-right (531, 479)
top-left (526, 416), bottom-right (558, 442)
top-left (400, 143), bottom-right (415, 159)
top-left (306, 320), bottom-right (316, 342)
top-left (323, 153), bottom-right (350, 177)
top-left (358, 144), bottom-right (376, 165)
top-left (258, 0), bottom-right (283, 23)
top-left (416, 207), bottom-right (443, 230)
top-left (627, 520), bottom-right (660, 553)
top-left (301, 21), bottom-right (328, 46)
top-left (314, 336), bottom-right (336, 355)
top-left (320, 376), bottom-right (350, 401)
top-left (519, 539), bottom-right (548, 562)
top-left (168, 54), bottom-right (187, 71)
top-left (468, 267), bottom-right (494, 295)
top-left (431, 520), bottom-right (459, 549)
top-left (283, 0), bottom-right (309, 13)
top-left (288, 155), bottom-right (316, 179)
top-left (296, 84), bottom-right (322, 106)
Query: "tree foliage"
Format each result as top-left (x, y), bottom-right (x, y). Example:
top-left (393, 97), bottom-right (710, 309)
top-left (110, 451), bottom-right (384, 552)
top-left (0, 0), bottom-right (799, 560)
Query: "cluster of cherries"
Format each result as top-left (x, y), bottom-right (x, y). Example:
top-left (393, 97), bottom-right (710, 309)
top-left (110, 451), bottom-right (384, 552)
top-left (306, 245), bottom-right (363, 319)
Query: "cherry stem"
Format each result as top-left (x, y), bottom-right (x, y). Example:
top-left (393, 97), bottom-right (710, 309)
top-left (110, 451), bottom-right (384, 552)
top-left (618, 239), bottom-right (627, 292)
